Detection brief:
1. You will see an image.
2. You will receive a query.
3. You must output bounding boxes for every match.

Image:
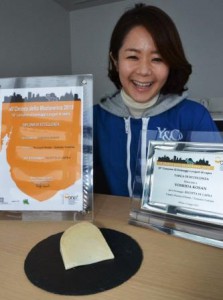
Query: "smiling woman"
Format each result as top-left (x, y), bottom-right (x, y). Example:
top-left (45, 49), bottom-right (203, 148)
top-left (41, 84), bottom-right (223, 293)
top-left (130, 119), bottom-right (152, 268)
top-left (93, 3), bottom-right (219, 197)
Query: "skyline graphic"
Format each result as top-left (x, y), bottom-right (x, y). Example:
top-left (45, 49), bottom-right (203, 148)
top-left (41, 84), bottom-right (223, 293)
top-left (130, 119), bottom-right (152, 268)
top-left (3, 91), bottom-right (81, 103)
top-left (157, 155), bottom-right (211, 166)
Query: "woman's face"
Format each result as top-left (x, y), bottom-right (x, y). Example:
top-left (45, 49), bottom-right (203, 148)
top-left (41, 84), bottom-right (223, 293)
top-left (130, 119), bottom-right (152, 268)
top-left (114, 26), bottom-right (170, 103)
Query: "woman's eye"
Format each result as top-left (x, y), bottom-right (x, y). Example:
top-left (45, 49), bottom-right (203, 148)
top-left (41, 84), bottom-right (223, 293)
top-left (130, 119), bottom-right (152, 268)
top-left (152, 57), bottom-right (163, 62)
top-left (127, 55), bottom-right (138, 60)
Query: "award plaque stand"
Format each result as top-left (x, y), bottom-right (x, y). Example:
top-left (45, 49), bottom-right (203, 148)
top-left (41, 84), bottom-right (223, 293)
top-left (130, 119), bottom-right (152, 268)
top-left (130, 137), bottom-right (223, 249)
top-left (0, 75), bottom-right (93, 221)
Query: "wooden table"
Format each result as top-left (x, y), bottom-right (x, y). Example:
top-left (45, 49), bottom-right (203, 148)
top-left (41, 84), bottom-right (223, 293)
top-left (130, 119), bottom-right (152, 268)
top-left (1, 194), bottom-right (223, 300)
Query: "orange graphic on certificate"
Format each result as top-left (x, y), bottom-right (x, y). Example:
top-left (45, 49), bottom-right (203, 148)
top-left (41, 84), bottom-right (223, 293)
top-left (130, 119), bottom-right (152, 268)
top-left (0, 93), bottom-right (82, 201)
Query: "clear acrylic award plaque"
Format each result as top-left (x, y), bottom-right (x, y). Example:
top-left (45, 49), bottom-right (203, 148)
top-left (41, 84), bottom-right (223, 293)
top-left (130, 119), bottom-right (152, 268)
top-left (130, 139), bottom-right (223, 248)
top-left (0, 75), bottom-right (93, 221)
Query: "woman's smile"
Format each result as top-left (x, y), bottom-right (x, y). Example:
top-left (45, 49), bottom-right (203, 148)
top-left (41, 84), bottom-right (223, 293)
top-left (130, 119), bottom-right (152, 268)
top-left (132, 80), bottom-right (153, 89)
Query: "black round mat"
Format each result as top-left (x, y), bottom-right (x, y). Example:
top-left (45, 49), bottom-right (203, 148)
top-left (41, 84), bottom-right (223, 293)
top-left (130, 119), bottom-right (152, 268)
top-left (24, 228), bottom-right (143, 295)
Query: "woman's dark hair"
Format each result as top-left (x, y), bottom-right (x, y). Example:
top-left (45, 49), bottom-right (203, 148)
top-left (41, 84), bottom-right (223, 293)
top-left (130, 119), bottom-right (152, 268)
top-left (108, 3), bottom-right (192, 95)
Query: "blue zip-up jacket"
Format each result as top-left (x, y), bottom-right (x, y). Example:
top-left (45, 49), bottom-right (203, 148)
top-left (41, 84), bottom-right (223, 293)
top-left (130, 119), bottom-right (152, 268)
top-left (93, 91), bottom-right (220, 197)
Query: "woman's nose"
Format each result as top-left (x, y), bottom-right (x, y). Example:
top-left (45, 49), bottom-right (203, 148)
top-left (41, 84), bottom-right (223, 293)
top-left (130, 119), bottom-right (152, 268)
top-left (136, 59), bottom-right (152, 76)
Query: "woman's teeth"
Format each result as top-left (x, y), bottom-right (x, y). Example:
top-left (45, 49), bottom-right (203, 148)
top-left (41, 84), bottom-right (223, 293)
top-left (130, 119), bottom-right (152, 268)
top-left (133, 81), bottom-right (152, 87)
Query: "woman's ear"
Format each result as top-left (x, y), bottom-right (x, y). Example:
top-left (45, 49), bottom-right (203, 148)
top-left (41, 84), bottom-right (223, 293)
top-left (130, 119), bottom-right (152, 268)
top-left (110, 52), bottom-right (119, 71)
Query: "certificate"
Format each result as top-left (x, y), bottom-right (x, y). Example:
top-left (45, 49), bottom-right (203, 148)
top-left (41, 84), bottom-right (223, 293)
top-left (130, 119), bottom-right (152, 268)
top-left (141, 141), bottom-right (223, 223)
top-left (149, 149), bottom-right (222, 214)
top-left (130, 140), bottom-right (223, 249)
top-left (0, 75), bottom-right (93, 213)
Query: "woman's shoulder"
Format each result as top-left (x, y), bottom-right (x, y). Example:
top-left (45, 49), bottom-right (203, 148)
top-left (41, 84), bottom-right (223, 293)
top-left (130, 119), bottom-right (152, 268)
top-left (174, 98), bottom-right (209, 115)
top-left (180, 98), bottom-right (207, 109)
top-left (94, 91), bottom-right (130, 118)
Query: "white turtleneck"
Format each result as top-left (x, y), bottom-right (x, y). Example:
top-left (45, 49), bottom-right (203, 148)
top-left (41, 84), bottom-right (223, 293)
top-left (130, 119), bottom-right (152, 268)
top-left (121, 89), bottom-right (159, 118)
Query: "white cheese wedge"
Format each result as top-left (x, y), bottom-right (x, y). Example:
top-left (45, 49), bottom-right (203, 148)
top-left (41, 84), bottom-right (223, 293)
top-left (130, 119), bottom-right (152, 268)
top-left (60, 222), bottom-right (114, 270)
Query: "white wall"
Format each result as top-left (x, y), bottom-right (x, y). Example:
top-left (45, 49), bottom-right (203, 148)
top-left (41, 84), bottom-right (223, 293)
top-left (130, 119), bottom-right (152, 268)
top-left (70, 0), bottom-right (223, 104)
top-left (1, 0), bottom-right (223, 106)
top-left (0, 0), bottom-right (71, 78)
